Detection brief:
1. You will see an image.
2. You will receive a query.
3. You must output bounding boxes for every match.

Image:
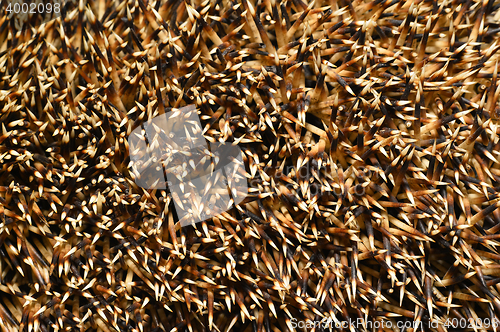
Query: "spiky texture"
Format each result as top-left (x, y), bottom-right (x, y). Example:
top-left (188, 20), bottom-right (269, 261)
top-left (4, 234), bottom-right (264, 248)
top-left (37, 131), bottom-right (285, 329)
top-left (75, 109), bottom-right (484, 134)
top-left (1, 0), bottom-right (500, 331)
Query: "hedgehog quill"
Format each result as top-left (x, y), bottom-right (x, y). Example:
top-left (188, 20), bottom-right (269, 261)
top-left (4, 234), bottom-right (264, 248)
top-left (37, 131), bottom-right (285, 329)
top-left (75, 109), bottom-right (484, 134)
top-left (1, 0), bottom-right (500, 331)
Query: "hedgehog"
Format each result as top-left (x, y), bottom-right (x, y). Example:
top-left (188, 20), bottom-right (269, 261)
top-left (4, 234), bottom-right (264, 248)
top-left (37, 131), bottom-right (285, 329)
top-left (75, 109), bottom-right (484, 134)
top-left (1, 0), bottom-right (500, 331)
